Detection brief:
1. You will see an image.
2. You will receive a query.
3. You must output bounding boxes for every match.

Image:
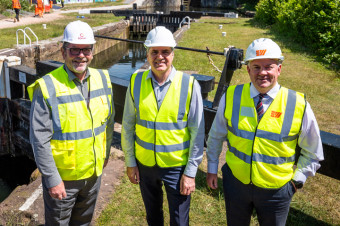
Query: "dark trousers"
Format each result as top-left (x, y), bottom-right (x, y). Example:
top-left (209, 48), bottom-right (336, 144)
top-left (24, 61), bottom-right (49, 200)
top-left (14, 8), bottom-right (20, 20)
top-left (138, 162), bottom-right (191, 226)
top-left (42, 174), bottom-right (102, 226)
top-left (222, 163), bottom-right (296, 226)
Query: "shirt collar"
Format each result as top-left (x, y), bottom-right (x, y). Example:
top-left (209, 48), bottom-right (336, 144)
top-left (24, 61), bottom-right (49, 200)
top-left (250, 82), bottom-right (280, 99)
top-left (64, 65), bottom-right (90, 82)
top-left (146, 66), bottom-right (176, 85)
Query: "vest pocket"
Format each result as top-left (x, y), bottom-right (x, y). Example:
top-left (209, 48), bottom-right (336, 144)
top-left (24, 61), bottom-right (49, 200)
top-left (51, 140), bottom-right (76, 169)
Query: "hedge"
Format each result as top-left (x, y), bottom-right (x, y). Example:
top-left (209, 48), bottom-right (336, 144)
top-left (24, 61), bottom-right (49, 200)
top-left (255, 0), bottom-right (339, 69)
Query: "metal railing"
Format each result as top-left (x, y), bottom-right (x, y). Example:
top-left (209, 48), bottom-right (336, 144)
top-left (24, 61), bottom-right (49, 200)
top-left (16, 27), bottom-right (39, 47)
top-left (179, 16), bottom-right (191, 29)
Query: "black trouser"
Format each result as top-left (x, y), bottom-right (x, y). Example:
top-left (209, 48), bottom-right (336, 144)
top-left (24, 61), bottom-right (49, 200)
top-left (42, 174), bottom-right (102, 226)
top-left (222, 163), bottom-right (296, 226)
top-left (14, 8), bottom-right (20, 21)
top-left (138, 162), bottom-right (191, 226)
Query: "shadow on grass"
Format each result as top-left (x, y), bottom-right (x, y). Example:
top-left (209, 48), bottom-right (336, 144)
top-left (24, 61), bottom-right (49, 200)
top-left (195, 168), bottom-right (332, 226)
top-left (195, 168), bottom-right (225, 200)
top-left (287, 208), bottom-right (332, 226)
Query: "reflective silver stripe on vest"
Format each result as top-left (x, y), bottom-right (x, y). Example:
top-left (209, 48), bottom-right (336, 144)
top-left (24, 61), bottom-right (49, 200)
top-left (227, 141), bottom-right (295, 165)
top-left (136, 135), bottom-right (190, 153)
top-left (230, 85), bottom-right (299, 142)
top-left (133, 71), bottom-right (190, 130)
top-left (52, 123), bottom-right (107, 140)
top-left (137, 119), bottom-right (188, 130)
top-left (227, 142), bottom-right (252, 164)
top-left (256, 89), bottom-right (298, 142)
top-left (133, 72), bottom-right (190, 130)
top-left (44, 68), bottom-right (110, 140)
top-left (98, 69), bottom-right (112, 117)
top-left (253, 152), bottom-right (295, 164)
top-left (43, 75), bottom-right (61, 133)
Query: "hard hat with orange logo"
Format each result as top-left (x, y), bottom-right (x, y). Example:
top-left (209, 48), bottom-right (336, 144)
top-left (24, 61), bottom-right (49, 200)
top-left (244, 38), bottom-right (284, 64)
top-left (62, 20), bottom-right (96, 44)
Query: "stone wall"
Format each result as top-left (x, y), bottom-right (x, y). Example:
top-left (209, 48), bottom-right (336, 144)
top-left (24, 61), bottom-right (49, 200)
top-left (10, 20), bottom-right (129, 68)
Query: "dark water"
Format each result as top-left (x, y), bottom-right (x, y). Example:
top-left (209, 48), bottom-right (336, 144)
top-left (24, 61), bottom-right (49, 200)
top-left (0, 155), bottom-right (36, 202)
top-left (90, 39), bottom-right (147, 80)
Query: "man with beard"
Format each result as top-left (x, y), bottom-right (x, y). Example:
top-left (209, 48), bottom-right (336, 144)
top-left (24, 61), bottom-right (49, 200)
top-left (122, 26), bottom-right (204, 225)
top-left (206, 38), bottom-right (324, 225)
top-left (28, 20), bottom-right (115, 225)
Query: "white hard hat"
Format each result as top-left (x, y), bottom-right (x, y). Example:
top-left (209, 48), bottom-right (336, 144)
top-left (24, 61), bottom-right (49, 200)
top-left (62, 20), bottom-right (96, 44)
top-left (244, 38), bottom-right (284, 64)
top-left (144, 26), bottom-right (176, 48)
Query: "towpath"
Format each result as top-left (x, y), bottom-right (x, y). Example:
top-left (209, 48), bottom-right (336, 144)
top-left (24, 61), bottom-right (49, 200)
top-left (0, 0), bottom-right (145, 29)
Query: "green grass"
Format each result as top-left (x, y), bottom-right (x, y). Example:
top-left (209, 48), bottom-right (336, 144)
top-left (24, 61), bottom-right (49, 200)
top-left (97, 17), bottom-right (340, 226)
top-left (174, 17), bottom-right (340, 135)
top-left (0, 12), bottom-right (124, 49)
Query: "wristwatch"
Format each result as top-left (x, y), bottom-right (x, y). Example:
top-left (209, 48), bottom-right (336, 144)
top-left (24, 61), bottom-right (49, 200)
top-left (292, 180), bottom-right (303, 189)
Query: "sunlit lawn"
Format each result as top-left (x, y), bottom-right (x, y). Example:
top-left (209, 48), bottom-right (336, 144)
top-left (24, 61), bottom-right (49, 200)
top-left (97, 17), bottom-right (340, 225)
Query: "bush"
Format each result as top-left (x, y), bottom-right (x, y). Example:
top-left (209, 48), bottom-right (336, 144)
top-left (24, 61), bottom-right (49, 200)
top-left (0, 0), bottom-right (12, 13)
top-left (254, 0), bottom-right (339, 70)
top-left (0, 0), bottom-right (32, 13)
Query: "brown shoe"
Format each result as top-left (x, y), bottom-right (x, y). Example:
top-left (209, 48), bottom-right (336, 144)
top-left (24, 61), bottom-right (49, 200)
top-left (14, 18), bottom-right (16, 23)
top-left (17, 18), bottom-right (19, 22)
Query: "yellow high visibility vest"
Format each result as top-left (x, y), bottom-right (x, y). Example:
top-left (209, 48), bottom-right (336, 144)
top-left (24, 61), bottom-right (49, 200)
top-left (28, 66), bottom-right (113, 181)
top-left (224, 83), bottom-right (306, 188)
top-left (130, 70), bottom-right (194, 167)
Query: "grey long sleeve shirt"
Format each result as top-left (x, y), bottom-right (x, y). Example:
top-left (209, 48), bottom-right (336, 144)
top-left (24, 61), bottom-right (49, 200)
top-left (29, 66), bottom-right (115, 189)
top-left (121, 67), bottom-right (205, 178)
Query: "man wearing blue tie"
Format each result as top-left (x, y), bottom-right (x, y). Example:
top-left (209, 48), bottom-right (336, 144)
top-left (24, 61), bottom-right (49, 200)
top-left (206, 38), bottom-right (324, 226)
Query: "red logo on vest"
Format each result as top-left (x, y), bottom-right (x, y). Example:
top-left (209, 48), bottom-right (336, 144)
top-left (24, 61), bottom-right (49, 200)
top-left (78, 33), bottom-right (86, 40)
top-left (256, 49), bottom-right (267, 56)
top-left (271, 111), bottom-right (282, 118)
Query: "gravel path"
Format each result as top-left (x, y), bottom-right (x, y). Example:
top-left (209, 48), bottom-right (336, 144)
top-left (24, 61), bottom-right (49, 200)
top-left (0, 0), bottom-right (145, 30)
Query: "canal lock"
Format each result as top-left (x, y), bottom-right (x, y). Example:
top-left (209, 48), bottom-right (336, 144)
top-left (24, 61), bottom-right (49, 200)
top-left (0, 21), bottom-right (149, 203)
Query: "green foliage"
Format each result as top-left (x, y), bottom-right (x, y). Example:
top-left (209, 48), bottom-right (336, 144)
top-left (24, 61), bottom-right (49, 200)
top-left (0, 0), bottom-right (33, 13)
top-left (237, 0), bottom-right (259, 11)
top-left (20, 0), bottom-right (34, 11)
top-left (254, 0), bottom-right (339, 69)
top-left (0, 0), bottom-right (12, 13)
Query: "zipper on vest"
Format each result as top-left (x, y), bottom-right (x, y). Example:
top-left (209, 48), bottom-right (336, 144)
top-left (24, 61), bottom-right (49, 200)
top-left (153, 120), bottom-right (158, 166)
top-left (87, 81), bottom-right (97, 171)
top-left (250, 120), bottom-right (261, 184)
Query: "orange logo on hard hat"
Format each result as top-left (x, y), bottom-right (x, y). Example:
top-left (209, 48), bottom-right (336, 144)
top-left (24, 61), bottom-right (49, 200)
top-left (256, 49), bottom-right (267, 56)
top-left (78, 33), bottom-right (86, 40)
top-left (271, 111), bottom-right (282, 118)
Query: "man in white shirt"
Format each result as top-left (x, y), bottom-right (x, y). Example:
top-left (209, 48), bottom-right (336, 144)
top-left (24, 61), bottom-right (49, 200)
top-left (206, 38), bottom-right (324, 226)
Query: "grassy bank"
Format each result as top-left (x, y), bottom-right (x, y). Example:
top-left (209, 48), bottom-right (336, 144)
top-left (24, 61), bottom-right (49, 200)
top-left (0, 13), bottom-right (124, 50)
top-left (97, 17), bottom-right (340, 225)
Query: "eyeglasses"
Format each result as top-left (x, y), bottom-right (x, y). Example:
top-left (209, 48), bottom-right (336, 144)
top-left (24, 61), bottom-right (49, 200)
top-left (65, 47), bottom-right (93, 55)
top-left (149, 49), bottom-right (173, 57)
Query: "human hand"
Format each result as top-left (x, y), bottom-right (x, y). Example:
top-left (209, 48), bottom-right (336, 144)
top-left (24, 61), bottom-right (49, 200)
top-left (206, 173), bottom-right (218, 189)
top-left (180, 174), bottom-right (195, 195)
top-left (48, 181), bottom-right (67, 200)
top-left (127, 166), bottom-right (140, 184)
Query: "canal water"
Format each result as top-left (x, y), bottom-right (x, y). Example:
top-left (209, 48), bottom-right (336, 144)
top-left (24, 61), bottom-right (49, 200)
top-left (91, 39), bottom-right (147, 80)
